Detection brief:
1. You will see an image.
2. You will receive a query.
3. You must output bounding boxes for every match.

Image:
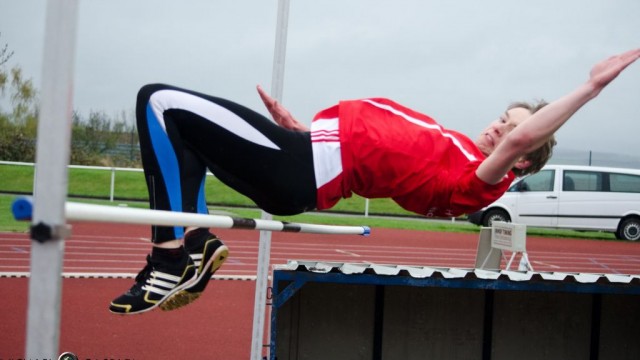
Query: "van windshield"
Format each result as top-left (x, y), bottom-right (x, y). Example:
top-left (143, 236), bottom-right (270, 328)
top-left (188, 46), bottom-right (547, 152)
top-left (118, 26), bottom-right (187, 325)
top-left (510, 170), bottom-right (555, 192)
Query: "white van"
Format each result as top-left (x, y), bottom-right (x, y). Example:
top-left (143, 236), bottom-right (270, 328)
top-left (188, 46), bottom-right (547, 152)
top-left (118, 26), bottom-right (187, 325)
top-left (467, 165), bottom-right (640, 241)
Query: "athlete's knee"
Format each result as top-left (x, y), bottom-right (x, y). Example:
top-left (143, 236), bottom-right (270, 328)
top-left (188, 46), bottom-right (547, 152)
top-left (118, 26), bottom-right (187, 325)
top-left (135, 84), bottom-right (172, 127)
top-left (137, 83), bottom-right (170, 106)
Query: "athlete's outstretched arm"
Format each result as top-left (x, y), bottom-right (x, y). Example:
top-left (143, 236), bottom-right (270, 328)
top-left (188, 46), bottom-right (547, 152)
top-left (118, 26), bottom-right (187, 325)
top-left (257, 85), bottom-right (309, 131)
top-left (477, 48), bottom-right (640, 184)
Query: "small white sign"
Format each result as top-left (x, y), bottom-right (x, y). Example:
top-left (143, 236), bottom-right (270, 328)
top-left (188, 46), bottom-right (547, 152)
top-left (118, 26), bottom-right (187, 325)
top-left (491, 222), bottom-right (527, 252)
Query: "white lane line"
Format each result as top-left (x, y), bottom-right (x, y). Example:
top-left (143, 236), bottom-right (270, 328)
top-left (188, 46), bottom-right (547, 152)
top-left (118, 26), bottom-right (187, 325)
top-left (532, 261), bottom-right (561, 269)
top-left (335, 249), bottom-right (361, 257)
top-left (0, 271), bottom-right (258, 280)
top-left (589, 258), bottom-right (620, 274)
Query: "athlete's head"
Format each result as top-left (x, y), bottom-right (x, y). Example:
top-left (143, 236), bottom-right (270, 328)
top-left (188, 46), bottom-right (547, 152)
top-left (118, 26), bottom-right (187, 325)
top-left (475, 100), bottom-right (556, 177)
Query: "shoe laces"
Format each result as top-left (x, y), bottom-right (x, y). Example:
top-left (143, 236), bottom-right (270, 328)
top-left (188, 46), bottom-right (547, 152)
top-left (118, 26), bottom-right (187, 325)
top-left (130, 254), bottom-right (188, 296)
top-left (122, 256), bottom-right (155, 296)
top-left (134, 255), bottom-right (155, 284)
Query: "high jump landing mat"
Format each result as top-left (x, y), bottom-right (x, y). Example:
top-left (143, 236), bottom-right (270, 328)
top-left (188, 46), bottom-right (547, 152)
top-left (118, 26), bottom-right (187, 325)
top-left (270, 261), bottom-right (640, 360)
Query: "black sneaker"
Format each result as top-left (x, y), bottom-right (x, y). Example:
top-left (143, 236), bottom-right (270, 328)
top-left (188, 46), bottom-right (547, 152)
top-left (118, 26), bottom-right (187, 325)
top-left (162, 229), bottom-right (229, 310)
top-left (109, 254), bottom-right (197, 315)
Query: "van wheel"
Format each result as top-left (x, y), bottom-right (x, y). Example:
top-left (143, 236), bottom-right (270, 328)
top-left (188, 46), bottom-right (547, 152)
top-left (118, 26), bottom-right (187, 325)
top-left (482, 209), bottom-right (510, 227)
top-left (617, 218), bottom-right (640, 241)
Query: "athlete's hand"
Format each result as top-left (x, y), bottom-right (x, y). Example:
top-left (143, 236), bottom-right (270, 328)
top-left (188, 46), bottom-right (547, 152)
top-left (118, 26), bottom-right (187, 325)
top-left (588, 48), bottom-right (640, 91)
top-left (257, 85), bottom-right (309, 131)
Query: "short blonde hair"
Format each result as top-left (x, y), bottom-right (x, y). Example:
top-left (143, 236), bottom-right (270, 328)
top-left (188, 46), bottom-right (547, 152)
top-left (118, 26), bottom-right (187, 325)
top-left (507, 101), bottom-right (557, 177)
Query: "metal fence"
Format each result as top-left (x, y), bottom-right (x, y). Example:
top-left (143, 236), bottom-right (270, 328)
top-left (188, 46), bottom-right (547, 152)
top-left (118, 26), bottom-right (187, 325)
top-left (0, 160), bottom-right (379, 217)
top-left (0, 160), bottom-right (145, 202)
top-left (5, 149), bottom-right (639, 217)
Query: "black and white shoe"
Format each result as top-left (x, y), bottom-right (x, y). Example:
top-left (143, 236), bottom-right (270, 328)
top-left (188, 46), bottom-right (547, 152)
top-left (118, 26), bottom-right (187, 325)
top-left (109, 254), bottom-right (197, 315)
top-left (161, 229), bottom-right (229, 311)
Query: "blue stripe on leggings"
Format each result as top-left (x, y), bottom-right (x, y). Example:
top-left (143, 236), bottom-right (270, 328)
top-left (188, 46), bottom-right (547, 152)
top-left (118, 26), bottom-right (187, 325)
top-left (146, 104), bottom-right (184, 239)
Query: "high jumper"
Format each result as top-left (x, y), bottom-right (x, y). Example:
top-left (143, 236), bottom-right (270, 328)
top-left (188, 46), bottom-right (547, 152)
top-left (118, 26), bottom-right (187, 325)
top-left (109, 49), bottom-right (640, 314)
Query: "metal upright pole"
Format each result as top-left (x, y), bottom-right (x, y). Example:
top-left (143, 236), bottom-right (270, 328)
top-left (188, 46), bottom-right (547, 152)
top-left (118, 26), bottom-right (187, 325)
top-left (25, 0), bottom-right (78, 358)
top-left (250, 0), bottom-right (290, 359)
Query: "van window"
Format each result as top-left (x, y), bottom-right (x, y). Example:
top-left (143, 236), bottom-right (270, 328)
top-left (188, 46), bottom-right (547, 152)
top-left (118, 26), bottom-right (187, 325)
top-left (564, 171), bottom-right (602, 192)
top-left (610, 173), bottom-right (640, 193)
top-left (515, 169), bottom-right (554, 192)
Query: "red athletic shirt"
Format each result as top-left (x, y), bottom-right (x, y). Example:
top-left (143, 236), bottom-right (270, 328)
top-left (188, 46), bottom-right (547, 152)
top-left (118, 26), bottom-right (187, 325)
top-left (313, 98), bottom-right (515, 217)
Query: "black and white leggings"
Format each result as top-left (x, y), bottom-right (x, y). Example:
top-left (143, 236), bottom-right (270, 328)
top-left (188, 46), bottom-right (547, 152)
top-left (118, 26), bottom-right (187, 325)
top-left (136, 84), bottom-right (317, 243)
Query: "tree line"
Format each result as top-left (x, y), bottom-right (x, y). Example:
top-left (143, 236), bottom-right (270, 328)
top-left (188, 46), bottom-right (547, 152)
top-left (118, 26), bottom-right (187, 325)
top-left (1, 34), bottom-right (140, 167)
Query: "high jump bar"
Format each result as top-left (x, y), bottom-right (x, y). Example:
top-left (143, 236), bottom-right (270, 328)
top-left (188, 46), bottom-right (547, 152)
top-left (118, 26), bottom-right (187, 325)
top-left (12, 197), bottom-right (371, 236)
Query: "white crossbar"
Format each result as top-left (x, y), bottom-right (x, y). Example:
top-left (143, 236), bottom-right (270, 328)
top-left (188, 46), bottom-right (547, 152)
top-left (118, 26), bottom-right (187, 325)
top-left (12, 197), bottom-right (371, 236)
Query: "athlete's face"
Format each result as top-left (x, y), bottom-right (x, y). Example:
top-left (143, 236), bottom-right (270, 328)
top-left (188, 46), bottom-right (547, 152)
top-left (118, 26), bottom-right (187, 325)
top-left (475, 107), bottom-right (531, 156)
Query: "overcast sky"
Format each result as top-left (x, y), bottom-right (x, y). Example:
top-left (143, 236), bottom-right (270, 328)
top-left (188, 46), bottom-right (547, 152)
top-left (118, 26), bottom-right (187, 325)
top-left (1, 0), bottom-right (639, 156)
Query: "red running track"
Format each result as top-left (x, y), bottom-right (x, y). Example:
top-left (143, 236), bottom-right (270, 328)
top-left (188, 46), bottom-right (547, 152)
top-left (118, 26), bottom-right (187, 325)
top-left (1, 222), bottom-right (639, 359)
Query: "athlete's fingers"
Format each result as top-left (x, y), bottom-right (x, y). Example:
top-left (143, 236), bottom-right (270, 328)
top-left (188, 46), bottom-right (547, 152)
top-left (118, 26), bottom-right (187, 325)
top-left (589, 48), bottom-right (640, 88)
top-left (256, 85), bottom-right (304, 130)
top-left (257, 85), bottom-right (275, 108)
top-left (257, 85), bottom-right (270, 105)
top-left (619, 48), bottom-right (640, 61)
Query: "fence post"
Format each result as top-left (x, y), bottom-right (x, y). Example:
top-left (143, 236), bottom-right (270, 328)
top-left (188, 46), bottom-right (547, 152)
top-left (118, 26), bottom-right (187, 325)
top-left (365, 198), bottom-right (370, 217)
top-left (110, 167), bottom-right (116, 202)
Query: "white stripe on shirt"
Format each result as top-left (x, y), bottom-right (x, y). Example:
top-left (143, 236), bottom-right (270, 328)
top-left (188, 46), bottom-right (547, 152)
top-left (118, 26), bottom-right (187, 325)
top-left (311, 117), bottom-right (342, 188)
top-left (362, 99), bottom-right (478, 161)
